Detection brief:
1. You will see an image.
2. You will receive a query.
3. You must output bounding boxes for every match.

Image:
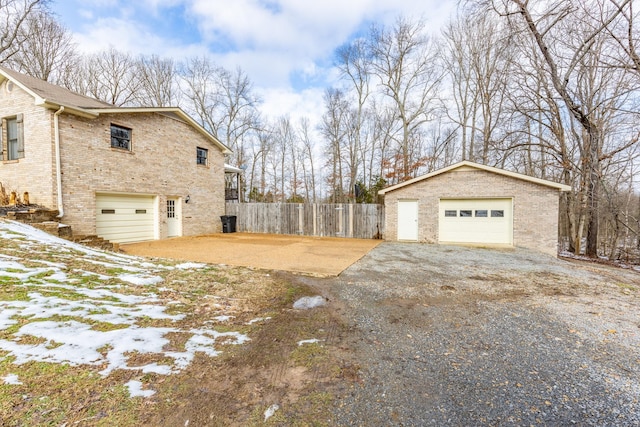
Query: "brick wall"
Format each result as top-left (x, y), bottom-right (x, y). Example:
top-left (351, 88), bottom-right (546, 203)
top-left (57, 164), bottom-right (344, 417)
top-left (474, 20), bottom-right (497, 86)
top-left (59, 111), bottom-right (226, 237)
top-left (0, 81), bottom-right (56, 206)
top-left (383, 168), bottom-right (562, 256)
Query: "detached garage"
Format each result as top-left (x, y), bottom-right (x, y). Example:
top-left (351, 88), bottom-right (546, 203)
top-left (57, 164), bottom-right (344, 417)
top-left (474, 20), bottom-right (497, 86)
top-left (379, 161), bottom-right (571, 256)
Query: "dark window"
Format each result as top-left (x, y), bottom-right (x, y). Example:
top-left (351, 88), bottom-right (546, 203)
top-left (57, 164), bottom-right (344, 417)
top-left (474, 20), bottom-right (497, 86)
top-left (475, 210), bottom-right (488, 217)
top-left (101, 209), bottom-right (115, 214)
top-left (167, 200), bottom-right (175, 218)
top-left (110, 124), bottom-right (131, 150)
top-left (444, 210), bottom-right (457, 217)
top-left (197, 147), bottom-right (208, 165)
top-left (460, 210), bottom-right (472, 217)
top-left (491, 210), bottom-right (504, 218)
top-left (4, 115), bottom-right (24, 160)
top-left (135, 209), bottom-right (147, 214)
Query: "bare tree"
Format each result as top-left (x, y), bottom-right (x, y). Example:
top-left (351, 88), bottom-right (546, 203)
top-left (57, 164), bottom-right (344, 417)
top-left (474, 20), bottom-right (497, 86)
top-left (181, 58), bottom-right (261, 201)
top-left (135, 55), bottom-right (178, 107)
top-left (298, 117), bottom-right (317, 203)
top-left (0, 0), bottom-right (46, 63)
top-left (335, 37), bottom-right (372, 194)
top-left (368, 17), bottom-right (444, 181)
top-left (475, 0), bottom-right (640, 257)
top-left (247, 127), bottom-right (273, 202)
top-left (596, 0), bottom-right (640, 75)
top-left (5, 9), bottom-right (76, 81)
top-left (441, 15), bottom-right (479, 161)
top-left (320, 88), bottom-right (349, 202)
top-left (68, 48), bottom-right (140, 106)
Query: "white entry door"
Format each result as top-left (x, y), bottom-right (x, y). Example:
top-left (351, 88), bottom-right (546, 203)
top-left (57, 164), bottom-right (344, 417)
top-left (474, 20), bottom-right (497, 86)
top-left (397, 200), bottom-right (418, 241)
top-left (167, 198), bottom-right (181, 237)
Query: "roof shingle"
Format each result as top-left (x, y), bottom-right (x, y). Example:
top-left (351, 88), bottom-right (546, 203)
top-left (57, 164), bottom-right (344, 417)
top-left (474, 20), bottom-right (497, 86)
top-left (0, 66), bottom-right (113, 109)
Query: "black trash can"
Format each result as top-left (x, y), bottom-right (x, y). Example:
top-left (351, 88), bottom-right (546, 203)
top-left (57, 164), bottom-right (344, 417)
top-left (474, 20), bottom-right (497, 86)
top-left (220, 215), bottom-right (237, 233)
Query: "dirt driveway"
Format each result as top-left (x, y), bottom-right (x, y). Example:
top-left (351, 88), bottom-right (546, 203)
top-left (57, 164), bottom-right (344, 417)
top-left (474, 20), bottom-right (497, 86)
top-left (306, 243), bottom-right (640, 425)
top-left (121, 236), bottom-right (640, 425)
top-left (121, 233), bottom-right (380, 276)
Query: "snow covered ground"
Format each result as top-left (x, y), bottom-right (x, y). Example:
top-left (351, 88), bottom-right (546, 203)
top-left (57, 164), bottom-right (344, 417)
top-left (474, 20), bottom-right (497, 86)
top-left (0, 220), bottom-right (250, 396)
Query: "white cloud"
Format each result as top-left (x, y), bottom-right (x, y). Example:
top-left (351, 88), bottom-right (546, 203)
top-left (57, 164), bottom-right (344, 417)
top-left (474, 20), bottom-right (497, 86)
top-left (56, 0), bottom-right (457, 120)
top-left (258, 86), bottom-right (325, 124)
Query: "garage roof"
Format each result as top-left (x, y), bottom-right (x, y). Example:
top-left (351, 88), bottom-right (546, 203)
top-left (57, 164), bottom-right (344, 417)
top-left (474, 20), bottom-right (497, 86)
top-left (378, 161), bottom-right (572, 195)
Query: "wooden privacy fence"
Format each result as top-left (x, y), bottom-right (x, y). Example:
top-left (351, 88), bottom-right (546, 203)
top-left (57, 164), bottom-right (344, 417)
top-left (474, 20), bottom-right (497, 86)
top-left (224, 203), bottom-right (385, 239)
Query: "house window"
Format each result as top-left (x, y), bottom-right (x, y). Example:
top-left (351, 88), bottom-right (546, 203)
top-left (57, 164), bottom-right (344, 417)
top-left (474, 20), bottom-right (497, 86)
top-left (444, 210), bottom-right (457, 217)
top-left (110, 124), bottom-right (131, 150)
top-left (460, 210), bottom-right (472, 217)
top-left (491, 210), bottom-right (504, 218)
top-left (475, 210), bottom-right (488, 217)
top-left (197, 147), bottom-right (208, 165)
top-left (3, 115), bottom-right (24, 160)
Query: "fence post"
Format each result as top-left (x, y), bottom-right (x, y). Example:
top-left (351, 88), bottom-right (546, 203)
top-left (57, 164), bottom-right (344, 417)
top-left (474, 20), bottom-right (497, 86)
top-left (297, 203), bottom-right (304, 234)
top-left (313, 203), bottom-right (317, 236)
top-left (349, 203), bottom-right (354, 238)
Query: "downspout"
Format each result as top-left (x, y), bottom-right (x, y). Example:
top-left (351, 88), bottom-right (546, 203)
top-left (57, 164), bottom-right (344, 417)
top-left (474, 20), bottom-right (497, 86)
top-left (54, 106), bottom-right (65, 218)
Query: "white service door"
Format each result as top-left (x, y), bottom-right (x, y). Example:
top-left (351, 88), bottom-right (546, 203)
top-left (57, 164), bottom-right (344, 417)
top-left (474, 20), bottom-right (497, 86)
top-left (96, 194), bottom-right (156, 243)
top-left (438, 198), bottom-right (513, 245)
top-left (397, 200), bottom-right (419, 241)
top-left (167, 198), bottom-right (181, 237)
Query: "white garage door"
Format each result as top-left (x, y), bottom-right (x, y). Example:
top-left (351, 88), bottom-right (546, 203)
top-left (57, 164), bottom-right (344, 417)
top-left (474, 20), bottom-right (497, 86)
top-left (96, 193), bottom-right (156, 243)
top-left (439, 198), bottom-right (513, 245)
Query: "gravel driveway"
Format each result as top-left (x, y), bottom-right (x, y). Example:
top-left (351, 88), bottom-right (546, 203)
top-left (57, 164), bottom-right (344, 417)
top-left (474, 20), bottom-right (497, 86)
top-left (315, 243), bottom-right (640, 426)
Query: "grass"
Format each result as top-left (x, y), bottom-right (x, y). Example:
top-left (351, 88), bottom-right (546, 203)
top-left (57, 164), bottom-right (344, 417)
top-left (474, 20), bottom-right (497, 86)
top-left (291, 341), bottom-right (329, 368)
top-left (0, 242), bottom-right (344, 426)
top-left (0, 222), bottom-right (350, 426)
top-left (616, 283), bottom-right (637, 291)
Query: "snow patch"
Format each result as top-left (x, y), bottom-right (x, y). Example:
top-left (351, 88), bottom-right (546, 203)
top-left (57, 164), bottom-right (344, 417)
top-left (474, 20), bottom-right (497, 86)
top-left (174, 262), bottom-right (207, 270)
top-left (293, 296), bottom-right (326, 309)
top-left (297, 339), bottom-right (321, 346)
top-left (118, 273), bottom-right (164, 286)
top-left (126, 380), bottom-right (155, 398)
top-left (211, 315), bottom-right (235, 322)
top-left (3, 374), bottom-right (22, 385)
top-left (246, 316), bottom-right (271, 325)
top-left (0, 220), bottom-right (251, 381)
top-left (264, 403), bottom-right (280, 421)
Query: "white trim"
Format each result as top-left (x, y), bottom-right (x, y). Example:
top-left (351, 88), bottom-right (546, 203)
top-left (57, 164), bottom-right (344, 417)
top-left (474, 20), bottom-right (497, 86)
top-left (224, 164), bottom-right (242, 173)
top-left (54, 106), bottom-right (65, 218)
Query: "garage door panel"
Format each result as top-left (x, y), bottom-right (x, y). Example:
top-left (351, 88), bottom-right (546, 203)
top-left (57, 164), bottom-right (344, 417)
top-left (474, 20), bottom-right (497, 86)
top-left (439, 199), bottom-right (512, 245)
top-left (96, 194), bottom-right (155, 243)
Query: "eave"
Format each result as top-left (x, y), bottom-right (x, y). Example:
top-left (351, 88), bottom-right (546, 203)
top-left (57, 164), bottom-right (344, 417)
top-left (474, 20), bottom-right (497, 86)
top-left (378, 161), bottom-right (572, 195)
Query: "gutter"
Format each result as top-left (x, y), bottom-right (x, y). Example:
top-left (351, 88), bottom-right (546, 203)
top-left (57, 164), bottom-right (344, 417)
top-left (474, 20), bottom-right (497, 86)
top-left (54, 106), bottom-right (65, 218)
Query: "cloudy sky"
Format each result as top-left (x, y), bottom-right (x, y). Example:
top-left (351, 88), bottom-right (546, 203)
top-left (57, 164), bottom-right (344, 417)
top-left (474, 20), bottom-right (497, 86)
top-left (51, 0), bottom-right (458, 120)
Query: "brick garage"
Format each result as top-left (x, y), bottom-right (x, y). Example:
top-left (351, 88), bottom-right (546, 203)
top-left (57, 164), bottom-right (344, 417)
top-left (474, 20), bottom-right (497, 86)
top-left (378, 161), bottom-right (571, 256)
